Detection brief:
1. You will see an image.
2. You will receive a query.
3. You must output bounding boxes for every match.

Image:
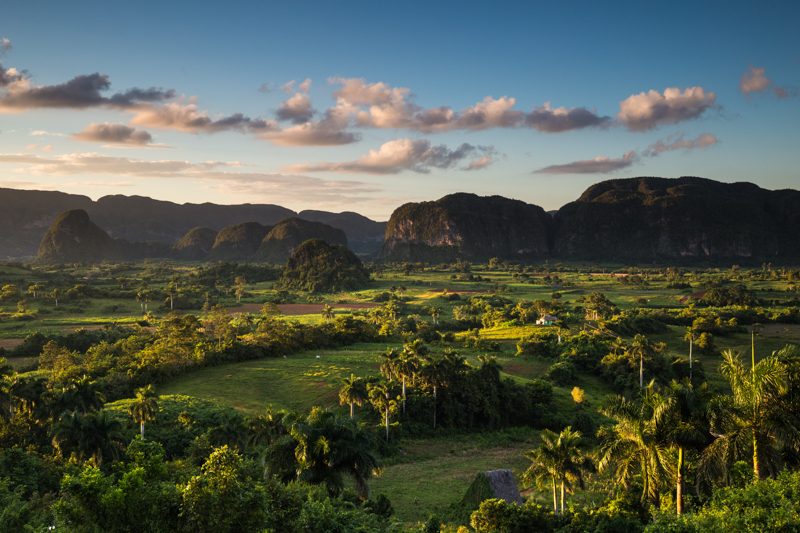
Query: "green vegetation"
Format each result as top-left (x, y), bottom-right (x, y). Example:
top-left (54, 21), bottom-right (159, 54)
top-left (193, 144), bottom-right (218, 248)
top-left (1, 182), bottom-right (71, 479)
top-left (1, 259), bottom-right (800, 530)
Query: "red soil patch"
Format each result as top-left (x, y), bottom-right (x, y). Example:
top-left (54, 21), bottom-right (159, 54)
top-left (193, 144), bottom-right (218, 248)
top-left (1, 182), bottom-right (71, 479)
top-left (0, 338), bottom-right (24, 350)
top-left (227, 302), bottom-right (378, 316)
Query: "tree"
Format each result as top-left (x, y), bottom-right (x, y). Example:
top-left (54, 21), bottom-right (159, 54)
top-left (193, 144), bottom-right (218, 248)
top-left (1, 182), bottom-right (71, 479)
top-left (367, 382), bottom-right (399, 442)
top-left (598, 384), bottom-right (674, 504)
top-left (164, 281), bottom-right (178, 310)
top-left (701, 348), bottom-right (788, 484)
top-left (233, 276), bottom-right (246, 304)
top-left (428, 305), bottom-right (441, 326)
top-left (51, 287), bottom-right (61, 307)
top-left (630, 334), bottom-right (664, 389)
top-left (523, 427), bottom-right (592, 514)
top-left (321, 303), bottom-right (335, 321)
top-left (289, 408), bottom-right (380, 499)
top-left (181, 445), bottom-right (266, 533)
top-left (661, 380), bottom-right (710, 515)
top-left (136, 286), bottom-right (150, 313)
top-left (338, 374), bottom-right (368, 418)
top-left (26, 283), bottom-right (43, 300)
top-left (128, 385), bottom-right (158, 439)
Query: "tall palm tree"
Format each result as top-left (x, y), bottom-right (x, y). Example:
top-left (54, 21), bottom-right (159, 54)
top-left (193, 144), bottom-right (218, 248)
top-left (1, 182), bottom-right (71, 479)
top-left (598, 384), bottom-right (675, 504)
top-left (701, 348), bottom-right (787, 483)
top-left (523, 431), bottom-right (561, 513)
top-left (523, 426), bottom-right (591, 514)
top-left (128, 385), bottom-right (158, 439)
top-left (664, 380), bottom-right (709, 515)
top-left (367, 382), bottom-right (398, 442)
top-left (338, 374), bottom-right (368, 418)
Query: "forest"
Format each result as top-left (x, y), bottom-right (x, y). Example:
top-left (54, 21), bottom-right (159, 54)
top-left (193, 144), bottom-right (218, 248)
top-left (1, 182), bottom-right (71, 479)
top-left (1, 259), bottom-right (800, 531)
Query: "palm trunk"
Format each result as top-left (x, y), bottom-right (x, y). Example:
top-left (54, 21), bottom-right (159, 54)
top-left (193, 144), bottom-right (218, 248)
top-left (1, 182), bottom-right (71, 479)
top-left (140, 421), bottom-right (145, 439)
top-left (676, 447), bottom-right (684, 515)
top-left (753, 429), bottom-right (760, 481)
top-left (560, 480), bottom-right (565, 514)
top-left (552, 476), bottom-right (558, 514)
top-left (350, 402), bottom-right (354, 418)
top-left (384, 406), bottom-right (389, 442)
top-left (170, 295), bottom-right (174, 310)
top-left (639, 352), bottom-right (644, 388)
top-left (402, 376), bottom-right (406, 414)
top-left (432, 385), bottom-right (437, 429)
top-left (688, 336), bottom-right (693, 381)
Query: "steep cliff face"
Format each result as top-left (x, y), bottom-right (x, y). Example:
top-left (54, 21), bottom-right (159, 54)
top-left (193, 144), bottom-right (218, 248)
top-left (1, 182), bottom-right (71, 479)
top-left (258, 218), bottom-right (348, 264)
top-left (553, 177), bottom-right (800, 261)
top-left (380, 193), bottom-right (552, 262)
top-left (172, 227), bottom-right (218, 260)
top-left (209, 222), bottom-right (271, 260)
top-left (37, 210), bottom-right (116, 263)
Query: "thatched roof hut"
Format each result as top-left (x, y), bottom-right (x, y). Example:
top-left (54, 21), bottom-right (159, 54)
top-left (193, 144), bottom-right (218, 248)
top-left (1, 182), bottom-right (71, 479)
top-left (461, 469), bottom-right (524, 511)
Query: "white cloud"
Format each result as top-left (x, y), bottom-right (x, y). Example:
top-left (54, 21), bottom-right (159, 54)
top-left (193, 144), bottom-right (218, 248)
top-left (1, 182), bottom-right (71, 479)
top-left (618, 87), bottom-right (716, 131)
top-left (287, 138), bottom-right (495, 174)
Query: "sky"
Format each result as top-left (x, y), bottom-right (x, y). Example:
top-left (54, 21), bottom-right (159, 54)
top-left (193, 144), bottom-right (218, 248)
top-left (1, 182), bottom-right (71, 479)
top-left (1, 0), bottom-right (798, 220)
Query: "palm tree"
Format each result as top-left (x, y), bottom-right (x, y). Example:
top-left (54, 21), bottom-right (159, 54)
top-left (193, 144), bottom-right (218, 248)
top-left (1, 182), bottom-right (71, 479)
top-left (429, 306), bottom-right (441, 326)
top-left (128, 385), bottom-right (158, 439)
top-left (367, 382), bottom-right (398, 442)
top-left (290, 408), bottom-right (380, 499)
top-left (701, 348), bottom-right (787, 483)
top-left (523, 430), bottom-right (561, 513)
top-left (598, 384), bottom-right (675, 504)
top-left (338, 374), bottom-right (368, 418)
top-left (321, 304), bottom-right (335, 321)
top-left (664, 380), bottom-right (709, 515)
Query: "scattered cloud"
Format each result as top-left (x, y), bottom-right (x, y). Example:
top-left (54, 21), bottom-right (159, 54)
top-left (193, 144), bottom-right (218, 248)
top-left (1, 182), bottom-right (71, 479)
top-left (534, 151), bottom-right (637, 174)
top-left (258, 82), bottom-right (273, 93)
top-left (130, 100), bottom-right (275, 134)
top-left (287, 138), bottom-right (495, 174)
top-left (464, 155), bottom-right (494, 171)
top-left (740, 66), bottom-right (796, 98)
top-left (0, 72), bottom-right (174, 111)
top-left (73, 123), bottom-right (155, 146)
top-left (0, 37), bottom-right (11, 54)
top-left (525, 103), bottom-right (610, 132)
top-left (276, 92), bottom-right (314, 123)
top-left (740, 66), bottom-right (770, 94)
top-left (618, 87), bottom-right (716, 131)
top-left (642, 133), bottom-right (718, 157)
top-left (329, 77), bottom-right (608, 134)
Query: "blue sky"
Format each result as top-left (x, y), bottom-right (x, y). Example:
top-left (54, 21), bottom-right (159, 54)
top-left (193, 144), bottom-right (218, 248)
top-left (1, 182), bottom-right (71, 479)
top-left (1, 0), bottom-right (798, 219)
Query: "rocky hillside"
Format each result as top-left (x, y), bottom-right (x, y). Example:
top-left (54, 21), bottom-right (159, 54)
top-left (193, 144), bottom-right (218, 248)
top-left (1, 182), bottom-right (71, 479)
top-left (553, 177), bottom-right (800, 261)
top-left (259, 218), bottom-right (348, 264)
top-left (0, 188), bottom-right (385, 259)
top-left (209, 222), bottom-right (271, 260)
top-left (381, 193), bottom-right (552, 262)
top-left (172, 227), bottom-right (218, 260)
top-left (279, 239), bottom-right (370, 293)
top-left (37, 210), bottom-right (116, 263)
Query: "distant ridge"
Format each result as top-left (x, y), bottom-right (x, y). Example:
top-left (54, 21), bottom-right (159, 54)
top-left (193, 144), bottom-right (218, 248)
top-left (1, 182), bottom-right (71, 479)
top-left (0, 188), bottom-right (386, 259)
top-left (381, 177), bottom-right (800, 263)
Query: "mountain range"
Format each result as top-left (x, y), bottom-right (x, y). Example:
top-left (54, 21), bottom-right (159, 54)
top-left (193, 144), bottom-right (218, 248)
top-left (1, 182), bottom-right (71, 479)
top-left (5, 176), bottom-right (800, 264)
